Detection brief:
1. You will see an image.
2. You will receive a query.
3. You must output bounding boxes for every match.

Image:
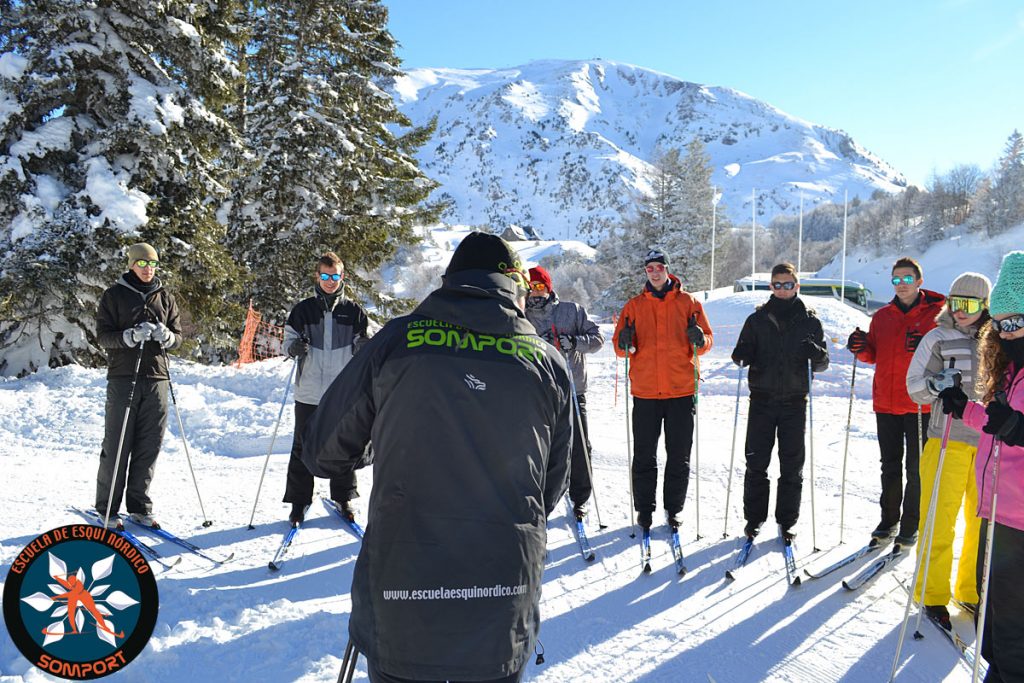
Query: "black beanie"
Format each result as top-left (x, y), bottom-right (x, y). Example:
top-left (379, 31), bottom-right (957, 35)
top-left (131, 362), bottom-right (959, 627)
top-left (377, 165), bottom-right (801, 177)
top-left (445, 232), bottom-right (524, 277)
top-left (644, 249), bottom-right (668, 267)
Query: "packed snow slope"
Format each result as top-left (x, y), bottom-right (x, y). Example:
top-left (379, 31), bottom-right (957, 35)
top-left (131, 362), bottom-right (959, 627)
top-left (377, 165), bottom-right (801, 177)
top-left (390, 59), bottom-right (907, 240)
top-left (0, 290), bottom-right (980, 682)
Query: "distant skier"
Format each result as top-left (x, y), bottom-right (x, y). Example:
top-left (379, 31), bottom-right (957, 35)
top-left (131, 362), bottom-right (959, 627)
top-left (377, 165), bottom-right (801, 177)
top-left (612, 249), bottom-right (713, 531)
top-left (847, 256), bottom-right (944, 545)
top-left (937, 251), bottom-right (1024, 680)
top-left (524, 265), bottom-right (604, 520)
top-left (94, 243), bottom-right (181, 529)
top-left (905, 272), bottom-right (990, 629)
top-left (731, 263), bottom-right (828, 540)
top-left (303, 232), bottom-right (571, 683)
top-left (282, 251), bottom-right (369, 526)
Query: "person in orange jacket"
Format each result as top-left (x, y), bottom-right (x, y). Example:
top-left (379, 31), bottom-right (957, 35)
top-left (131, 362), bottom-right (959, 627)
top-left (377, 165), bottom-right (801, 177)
top-left (847, 256), bottom-right (945, 545)
top-left (612, 249), bottom-right (713, 531)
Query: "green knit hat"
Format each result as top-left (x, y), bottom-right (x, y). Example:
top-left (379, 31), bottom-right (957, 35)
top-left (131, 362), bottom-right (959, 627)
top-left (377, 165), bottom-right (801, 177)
top-left (989, 250), bottom-right (1024, 316)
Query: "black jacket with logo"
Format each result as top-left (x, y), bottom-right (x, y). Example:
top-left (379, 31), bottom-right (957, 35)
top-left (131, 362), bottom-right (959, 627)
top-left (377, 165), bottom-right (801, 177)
top-left (732, 295), bottom-right (829, 400)
top-left (95, 274), bottom-right (182, 379)
top-left (302, 269), bottom-right (572, 681)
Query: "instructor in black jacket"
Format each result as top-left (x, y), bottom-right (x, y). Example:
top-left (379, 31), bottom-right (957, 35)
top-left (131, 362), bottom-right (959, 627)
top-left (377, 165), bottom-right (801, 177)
top-left (94, 243), bottom-right (182, 529)
top-left (303, 232), bottom-right (572, 683)
top-left (732, 262), bottom-right (828, 540)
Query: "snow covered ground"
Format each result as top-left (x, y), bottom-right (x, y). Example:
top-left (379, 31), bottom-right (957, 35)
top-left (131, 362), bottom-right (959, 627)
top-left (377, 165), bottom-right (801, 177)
top-left (0, 290), bottom-right (981, 682)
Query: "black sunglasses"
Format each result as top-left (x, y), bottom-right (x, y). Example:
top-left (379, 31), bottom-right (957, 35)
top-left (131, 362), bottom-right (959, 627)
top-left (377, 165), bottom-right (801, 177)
top-left (771, 281), bottom-right (796, 290)
top-left (991, 315), bottom-right (1024, 334)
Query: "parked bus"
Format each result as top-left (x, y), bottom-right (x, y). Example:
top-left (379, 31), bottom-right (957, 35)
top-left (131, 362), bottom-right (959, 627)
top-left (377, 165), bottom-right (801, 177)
top-left (734, 276), bottom-right (872, 310)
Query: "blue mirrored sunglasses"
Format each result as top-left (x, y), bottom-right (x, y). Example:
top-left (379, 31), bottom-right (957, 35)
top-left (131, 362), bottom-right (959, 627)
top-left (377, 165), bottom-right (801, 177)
top-left (319, 273), bottom-right (343, 282)
top-left (891, 275), bottom-right (916, 285)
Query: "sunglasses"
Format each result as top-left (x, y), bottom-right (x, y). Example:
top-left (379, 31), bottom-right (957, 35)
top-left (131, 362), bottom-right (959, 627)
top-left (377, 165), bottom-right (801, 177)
top-left (134, 259), bottom-right (159, 268)
top-left (891, 275), bottom-right (916, 286)
top-left (948, 296), bottom-right (985, 315)
top-left (771, 281), bottom-right (796, 291)
top-left (529, 282), bottom-right (548, 292)
top-left (319, 273), bottom-right (343, 282)
top-left (991, 315), bottom-right (1024, 334)
top-left (645, 264), bottom-right (666, 273)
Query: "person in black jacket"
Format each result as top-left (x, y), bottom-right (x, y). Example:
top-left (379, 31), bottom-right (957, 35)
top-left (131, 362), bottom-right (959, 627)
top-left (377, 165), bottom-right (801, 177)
top-left (731, 263), bottom-right (829, 540)
top-left (303, 232), bottom-right (572, 683)
top-left (281, 251), bottom-right (369, 526)
top-left (94, 243), bottom-right (182, 529)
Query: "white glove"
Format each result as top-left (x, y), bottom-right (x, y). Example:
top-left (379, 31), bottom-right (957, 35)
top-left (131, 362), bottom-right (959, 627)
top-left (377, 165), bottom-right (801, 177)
top-left (122, 323), bottom-right (154, 347)
top-left (151, 322), bottom-right (175, 348)
top-left (926, 368), bottom-right (962, 396)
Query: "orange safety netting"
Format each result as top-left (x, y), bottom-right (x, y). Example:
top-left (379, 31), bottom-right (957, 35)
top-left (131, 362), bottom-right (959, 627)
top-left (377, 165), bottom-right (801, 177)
top-left (236, 301), bottom-right (285, 367)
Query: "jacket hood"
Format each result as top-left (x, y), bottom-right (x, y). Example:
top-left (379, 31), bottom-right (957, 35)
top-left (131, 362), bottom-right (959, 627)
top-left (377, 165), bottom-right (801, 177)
top-left (416, 269), bottom-right (535, 336)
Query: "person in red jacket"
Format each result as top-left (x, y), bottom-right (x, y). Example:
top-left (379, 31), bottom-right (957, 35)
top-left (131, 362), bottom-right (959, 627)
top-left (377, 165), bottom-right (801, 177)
top-left (847, 256), bottom-right (945, 545)
top-left (612, 249), bottom-right (713, 531)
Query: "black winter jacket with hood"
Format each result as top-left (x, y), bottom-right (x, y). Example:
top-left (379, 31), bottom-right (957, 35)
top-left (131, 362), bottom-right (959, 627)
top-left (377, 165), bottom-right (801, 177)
top-left (302, 269), bottom-right (572, 681)
top-left (732, 295), bottom-right (829, 400)
top-left (96, 273), bottom-right (182, 379)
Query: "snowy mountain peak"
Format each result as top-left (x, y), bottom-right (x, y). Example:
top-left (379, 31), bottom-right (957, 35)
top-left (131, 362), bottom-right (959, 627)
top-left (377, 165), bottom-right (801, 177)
top-left (390, 58), bottom-right (907, 240)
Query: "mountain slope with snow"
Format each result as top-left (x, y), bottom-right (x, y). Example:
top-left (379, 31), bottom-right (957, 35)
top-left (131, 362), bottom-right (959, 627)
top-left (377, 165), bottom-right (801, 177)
top-left (391, 59), bottom-right (907, 240)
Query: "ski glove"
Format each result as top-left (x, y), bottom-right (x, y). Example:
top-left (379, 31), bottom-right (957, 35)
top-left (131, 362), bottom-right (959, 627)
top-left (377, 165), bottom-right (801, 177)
top-left (687, 315), bottom-right (706, 349)
top-left (800, 336), bottom-right (825, 362)
top-left (732, 343), bottom-right (753, 367)
top-left (288, 339), bottom-right (310, 359)
top-left (982, 399), bottom-right (1024, 445)
top-left (557, 334), bottom-right (576, 351)
top-left (846, 328), bottom-right (868, 353)
top-left (617, 322), bottom-right (635, 352)
top-left (151, 322), bottom-right (174, 349)
top-left (122, 323), bottom-right (154, 347)
top-left (926, 368), bottom-right (962, 397)
top-left (938, 386), bottom-right (968, 419)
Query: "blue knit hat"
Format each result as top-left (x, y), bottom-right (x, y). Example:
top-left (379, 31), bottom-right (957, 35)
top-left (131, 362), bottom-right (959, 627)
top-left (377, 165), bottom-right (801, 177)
top-left (989, 250), bottom-right (1024, 316)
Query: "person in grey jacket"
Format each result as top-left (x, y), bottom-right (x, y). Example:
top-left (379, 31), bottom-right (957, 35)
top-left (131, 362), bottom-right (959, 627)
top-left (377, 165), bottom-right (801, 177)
top-left (303, 232), bottom-right (572, 683)
top-left (525, 265), bottom-right (604, 519)
top-left (282, 251), bottom-right (369, 525)
top-left (94, 242), bottom-right (182, 529)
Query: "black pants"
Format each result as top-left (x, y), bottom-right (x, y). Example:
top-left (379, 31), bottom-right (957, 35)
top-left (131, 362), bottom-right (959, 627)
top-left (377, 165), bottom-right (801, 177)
top-left (742, 395), bottom-right (806, 530)
top-left (96, 378), bottom-right (169, 516)
top-left (977, 520), bottom-right (1024, 683)
top-left (568, 393), bottom-right (593, 506)
top-left (367, 658), bottom-right (523, 683)
top-left (876, 411), bottom-right (929, 533)
top-left (283, 401), bottom-right (357, 505)
top-left (631, 396), bottom-right (694, 515)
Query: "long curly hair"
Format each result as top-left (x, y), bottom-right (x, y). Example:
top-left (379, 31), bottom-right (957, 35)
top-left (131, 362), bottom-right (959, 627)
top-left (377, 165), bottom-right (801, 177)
top-left (976, 322), bottom-right (1010, 402)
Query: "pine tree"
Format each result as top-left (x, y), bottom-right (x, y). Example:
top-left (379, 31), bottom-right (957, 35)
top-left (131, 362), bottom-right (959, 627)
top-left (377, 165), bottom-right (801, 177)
top-left (982, 130), bottom-right (1024, 235)
top-left (229, 0), bottom-right (440, 319)
top-left (0, 0), bottom-right (245, 375)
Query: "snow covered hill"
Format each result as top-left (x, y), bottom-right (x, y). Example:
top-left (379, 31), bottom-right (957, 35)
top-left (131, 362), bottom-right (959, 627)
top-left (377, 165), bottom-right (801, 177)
top-left (0, 292), bottom-right (980, 682)
top-left (390, 59), bottom-right (907, 241)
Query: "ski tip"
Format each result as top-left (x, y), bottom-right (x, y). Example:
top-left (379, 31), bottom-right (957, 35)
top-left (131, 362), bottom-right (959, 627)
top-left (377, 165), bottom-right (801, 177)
top-left (642, 563), bottom-right (652, 574)
top-left (791, 576), bottom-right (802, 587)
top-left (202, 520), bottom-right (213, 528)
top-left (841, 581), bottom-right (853, 590)
top-left (222, 552), bottom-right (236, 563)
top-left (268, 561), bottom-right (280, 571)
top-left (725, 571), bottom-right (736, 581)
top-left (585, 553), bottom-right (596, 562)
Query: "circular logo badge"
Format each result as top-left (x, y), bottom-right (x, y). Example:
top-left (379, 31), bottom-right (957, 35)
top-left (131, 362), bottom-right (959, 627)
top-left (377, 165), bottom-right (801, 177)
top-left (3, 525), bottom-right (158, 679)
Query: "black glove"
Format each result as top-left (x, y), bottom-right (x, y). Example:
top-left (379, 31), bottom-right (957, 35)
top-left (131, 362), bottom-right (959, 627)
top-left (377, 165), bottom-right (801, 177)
top-left (556, 334), bottom-right (576, 351)
top-left (938, 386), bottom-right (968, 419)
top-left (905, 329), bottom-right (923, 352)
top-left (800, 336), bottom-right (824, 362)
top-left (288, 338), bottom-right (310, 359)
top-left (617, 322), bottom-right (635, 351)
top-left (732, 343), bottom-right (753, 367)
top-left (687, 315), bottom-right (705, 349)
top-left (982, 399), bottom-right (1023, 442)
top-left (847, 328), bottom-right (868, 353)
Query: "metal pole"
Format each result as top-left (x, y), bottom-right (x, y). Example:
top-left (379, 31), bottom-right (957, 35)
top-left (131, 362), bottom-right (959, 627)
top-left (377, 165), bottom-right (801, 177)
top-left (693, 342), bottom-right (701, 541)
top-left (839, 357), bottom-right (858, 544)
top-left (808, 362), bottom-right (818, 552)
top-left (164, 353), bottom-right (212, 526)
top-left (722, 366), bottom-right (745, 539)
top-left (625, 351), bottom-right (636, 537)
top-left (751, 188), bottom-right (756, 282)
top-left (841, 190), bottom-right (848, 305)
top-left (798, 193), bottom-right (804, 274)
top-left (102, 343), bottom-right (147, 529)
top-left (710, 186), bottom-right (718, 293)
top-left (337, 639), bottom-right (360, 683)
top-left (247, 358), bottom-right (297, 529)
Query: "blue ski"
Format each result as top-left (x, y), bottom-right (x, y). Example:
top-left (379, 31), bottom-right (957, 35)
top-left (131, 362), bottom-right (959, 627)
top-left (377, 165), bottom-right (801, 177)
top-left (670, 527), bottom-right (686, 575)
top-left (640, 528), bottom-right (652, 574)
top-left (70, 507), bottom-right (180, 571)
top-left (804, 537), bottom-right (886, 580)
top-left (125, 518), bottom-right (234, 565)
top-left (780, 529), bottom-right (801, 586)
top-left (564, 497), bottom-right (594, 562)
top-left (269, 523), bottom-right (301, 571)
top-left (725, 536), bottom-right (755, 581)
top-left (842, 544), bottom-right (904, 591)
top-left (322, 497), bottom-right (365, 539)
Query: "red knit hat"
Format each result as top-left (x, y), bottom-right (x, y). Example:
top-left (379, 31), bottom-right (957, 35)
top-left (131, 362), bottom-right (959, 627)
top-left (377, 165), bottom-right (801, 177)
top-left (528, 266), bottom-right (553, 292)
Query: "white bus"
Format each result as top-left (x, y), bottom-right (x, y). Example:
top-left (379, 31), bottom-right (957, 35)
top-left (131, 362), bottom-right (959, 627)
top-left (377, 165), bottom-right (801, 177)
top-left (734, 276), bottom-right (872, 310)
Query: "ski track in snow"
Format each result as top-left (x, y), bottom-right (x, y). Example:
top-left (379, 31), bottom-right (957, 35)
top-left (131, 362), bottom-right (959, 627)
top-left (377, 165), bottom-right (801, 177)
top-left (0, 294), bottom-right (977, 682)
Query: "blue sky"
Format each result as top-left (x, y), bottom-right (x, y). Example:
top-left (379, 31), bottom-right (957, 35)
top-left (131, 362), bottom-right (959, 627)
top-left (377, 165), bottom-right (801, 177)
top-left (383, 1), bottom-right (1024, 187)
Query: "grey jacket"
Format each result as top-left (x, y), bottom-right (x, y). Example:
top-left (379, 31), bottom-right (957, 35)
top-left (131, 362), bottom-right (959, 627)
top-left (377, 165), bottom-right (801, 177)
top-left (283, 288), bottom-right (369, 405)
top-left (301, 269), bottom-right (572, 681)
top-left (906, 307), bottom-right (983, 445)
top-left (525, 293), bottom-right (604, 394)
